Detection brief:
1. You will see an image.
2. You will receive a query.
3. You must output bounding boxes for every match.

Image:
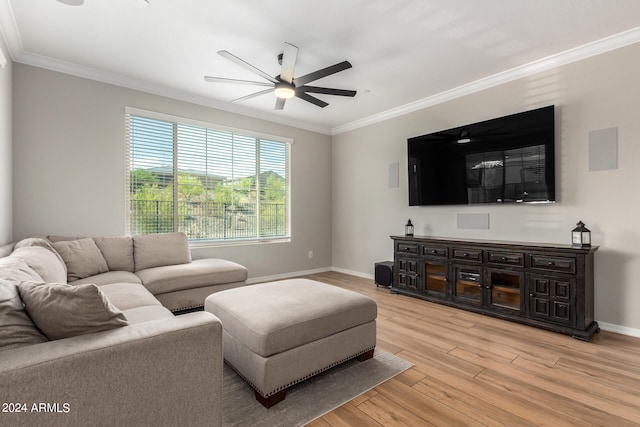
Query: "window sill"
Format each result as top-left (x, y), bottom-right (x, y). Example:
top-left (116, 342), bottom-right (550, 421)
top-left (188, 237), bottom-right (291, 249)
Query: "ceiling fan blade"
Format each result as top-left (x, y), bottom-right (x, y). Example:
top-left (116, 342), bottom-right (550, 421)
top-left (204, 76), bottom-right (273, 87)
top-left (279, 42), bottom-right (298, 84)
top-left (231, 88), bottom-right (274, 103)
top-left (218, 50), bottom-right (279, 84)
top-left (295, 92), bottom-right (329, 108)
top-left (298, 85), bottom-right (356, 97)
top-left (294, 60), bottom-right (352, 86)
top-left (275, 97), bottom-right (286, 110)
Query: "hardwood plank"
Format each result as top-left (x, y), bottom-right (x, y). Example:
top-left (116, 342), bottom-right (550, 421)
top-left (303, 272), bottom-right (640, 427)
top-left (357, 394), bottom-right (440, 427)
top-left (404, 351), bottom-right (585, 427)
top-left (370, 378), bottom-right (483, 426)
top-left (411, 375), bottom-right (538, 427)
top-left (316, 402), bottom-right (383, 427)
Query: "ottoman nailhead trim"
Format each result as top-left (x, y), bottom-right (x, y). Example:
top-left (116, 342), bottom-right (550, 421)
top-left (225, 347), bottom-right (376, 398)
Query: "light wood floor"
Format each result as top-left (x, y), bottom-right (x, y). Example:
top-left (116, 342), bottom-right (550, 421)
top-left (304, 271), bottom-right (640, 427)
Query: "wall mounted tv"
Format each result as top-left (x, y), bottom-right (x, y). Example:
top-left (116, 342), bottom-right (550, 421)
top-left (408, 105), bottom-right (555, 206)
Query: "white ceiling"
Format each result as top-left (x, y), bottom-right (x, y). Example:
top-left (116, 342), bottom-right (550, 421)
top-left (2, 0), bottom-right (640, 134)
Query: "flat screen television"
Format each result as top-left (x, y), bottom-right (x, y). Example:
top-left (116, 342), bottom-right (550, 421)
top-left (408, 105), bottom-right (555, 206)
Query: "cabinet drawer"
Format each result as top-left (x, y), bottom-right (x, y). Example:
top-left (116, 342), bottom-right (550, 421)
top-left (452, 247), bottom-right (482, 262)
top-left (487, 250), bottom-right (524, 267)
top-left (396, 242), bottom-right (419, 255)
top-left (530, 254), bottom-right (576, 274)
top-left (421, 245), bottom-right (448, 258)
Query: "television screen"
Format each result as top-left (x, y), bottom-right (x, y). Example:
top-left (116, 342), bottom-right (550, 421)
top-left (408, 105), bottom-right (555, 206)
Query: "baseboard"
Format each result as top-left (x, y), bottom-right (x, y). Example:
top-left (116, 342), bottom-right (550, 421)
top-left (597, 322), bottom-right (640, 338)
top-left (249, 267), bottom-right (640, 339)
top-left (330, 266), bottom-right (374, 280)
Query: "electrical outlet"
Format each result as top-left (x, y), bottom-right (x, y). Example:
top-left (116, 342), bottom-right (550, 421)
top-left (308, 251), bottom-right (314, 259)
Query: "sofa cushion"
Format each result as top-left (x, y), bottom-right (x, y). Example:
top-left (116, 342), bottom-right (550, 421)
top-left (120, 305), bottom-right (175, 324)
top-left (136, 258), bottom-right (248, 295)
top-left (71, 271), bottom-right (142, 286)
top-left (98, 282), bottom-right (162, 311)
top-left (53, 238), bottom-right (109, 282)
top-left (133, 232), bottom-right (191, 271)
top-left (47, 235), bottom-right (84, 243)
top-left (10, 246), bottom-right (67, 283)
top-left (0, 280), bottom-right (48, 351)
top-left (0, 257), bottom-right (42, 282)
top-left (94, 236), bottom-right (135, 273)
top-left (18, 281), bottom-right (128, 340)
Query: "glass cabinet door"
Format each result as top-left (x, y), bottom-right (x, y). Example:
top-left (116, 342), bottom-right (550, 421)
top-left (453, 265), bottom-right (483, 306)
top-left (424, 261), bottom-right (448, 297)
top-left (487, 269), bottom-right (523, 313)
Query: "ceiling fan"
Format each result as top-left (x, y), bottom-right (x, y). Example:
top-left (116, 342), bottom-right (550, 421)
top-left (204, 42), bottom-right (357, 110)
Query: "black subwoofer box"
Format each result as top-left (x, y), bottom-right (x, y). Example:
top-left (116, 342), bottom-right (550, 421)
top-left (374, 261), bottom-right (394, 287)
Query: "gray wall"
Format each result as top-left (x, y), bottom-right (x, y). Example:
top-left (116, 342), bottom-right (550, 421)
top-left (12, 64), bottom-right (332, 280)
top-left (0, 33), bottom-right (11, 244)
top-left (9, 41), bottom-right (640, 335)
top-left (332, 42), bottom-right (640, 335)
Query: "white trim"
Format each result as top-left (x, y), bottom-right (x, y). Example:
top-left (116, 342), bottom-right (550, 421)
top-left (15, 51), bottom-right (332, 135)
top-left (598, 321), bottom-right (640, 339)
top-left (244, 266), bottom-right (640, 338)
top-left (125, 106), bottom-right (294, 145)
top-left (0, 0), bottom-right (22, 60)
top-left (4, 1), bottom-right (638, 138)
top-left (0, 42), bottom-right (6, 69)
top-left (190, 237), bottom-right (291, 249)
top-left (331, 266), bottom-right (374, 280)
top-left (325, 268), bottom-right (640, 339)
top-left (332, 26), bottom-right (640, 135)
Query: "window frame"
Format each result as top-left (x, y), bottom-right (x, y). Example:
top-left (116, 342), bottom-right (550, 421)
top-left (124, 107), bottom-right (293, 245)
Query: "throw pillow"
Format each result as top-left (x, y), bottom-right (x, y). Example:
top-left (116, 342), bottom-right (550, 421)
top-left (93, 236), bottom-right (135, 272)
top-left (10, 246), bottom-right (68, 283)
top-left (53, 238), bottom-right (109, 282)
top-left (18, 281), bottom-right (128, 340)
top-left (0, 280), bottom-right (48, 351)
top-left (133, 232), bottom-right (192, 271)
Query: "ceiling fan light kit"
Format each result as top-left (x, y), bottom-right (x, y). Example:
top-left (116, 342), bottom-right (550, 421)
top-left (205, 42), bottom-right (356, 110)
top-left (274, 84), bottom-right (295, 99)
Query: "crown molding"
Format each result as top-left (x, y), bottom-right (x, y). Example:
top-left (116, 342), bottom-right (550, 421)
top-left (16, 52), bottom-right (333, 135)
top-left (0, 0), bottom-right (22, 59)
top-left (331, 26), bottom-right (640, 135)
top-left (4, 0), bottom-right (640, 138)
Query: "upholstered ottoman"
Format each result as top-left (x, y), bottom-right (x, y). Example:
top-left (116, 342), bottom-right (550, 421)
top-left (204, 278), bottom-right (377, 408)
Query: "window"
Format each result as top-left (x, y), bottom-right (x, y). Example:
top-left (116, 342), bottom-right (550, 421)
top-left (125, 108), bottom-right (291, 243)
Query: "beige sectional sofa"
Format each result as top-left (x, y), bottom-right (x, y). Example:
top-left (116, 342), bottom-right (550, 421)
top-left (0, 232), bottom-right (248, 427)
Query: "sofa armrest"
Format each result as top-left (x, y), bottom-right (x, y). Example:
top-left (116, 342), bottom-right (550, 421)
top-left (0, 312), bottom-right (223, 427)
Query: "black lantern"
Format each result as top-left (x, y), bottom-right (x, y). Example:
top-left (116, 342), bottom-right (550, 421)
top-left (571, 221), bottom-right (591, 248)
top-left (405, 219), bottom-right (414, 237)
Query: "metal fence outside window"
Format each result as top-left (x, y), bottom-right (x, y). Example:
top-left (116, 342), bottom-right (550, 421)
top-left (130, 200), bottom-right (287, 240)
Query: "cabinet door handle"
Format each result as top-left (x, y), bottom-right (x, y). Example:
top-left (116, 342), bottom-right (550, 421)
top-left (530, 293), bottom-right (535, 297)
top-left (462, 253), bottom-right (469, 257)
top-left (501, 256), bottom-right (507, 261)
top-left (547, 261), bottom-right (555, 266)
top-left (431, 250), bottom-right (437, 254)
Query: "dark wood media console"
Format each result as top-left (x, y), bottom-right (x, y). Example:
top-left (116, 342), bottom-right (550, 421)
top-left (391, 235), bottom-right (599, 341)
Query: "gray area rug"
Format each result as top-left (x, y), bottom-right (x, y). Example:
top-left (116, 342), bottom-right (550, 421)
top-left (223, 349), bottom-right (413, 427)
